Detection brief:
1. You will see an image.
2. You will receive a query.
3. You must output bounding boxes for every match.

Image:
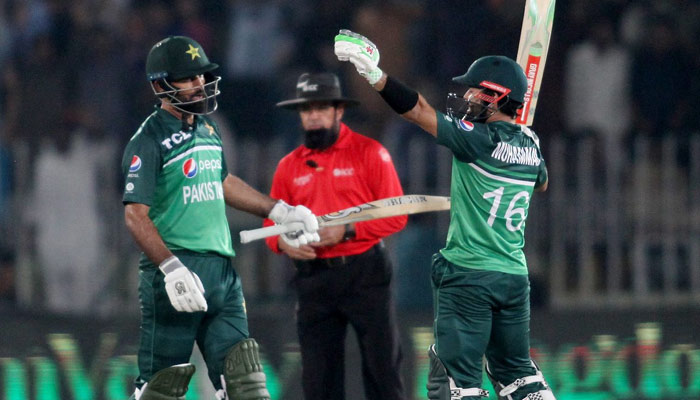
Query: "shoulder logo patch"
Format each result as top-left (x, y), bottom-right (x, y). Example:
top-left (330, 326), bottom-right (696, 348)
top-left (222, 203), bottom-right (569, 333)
top-left (378, 148), bottom-right (391, 162)
top-left (204, 122), bottom-right (215, 135)
top-left (129, 155), bottom-right (142, 172)
top-left (458, 120), bottom-right (474, 131)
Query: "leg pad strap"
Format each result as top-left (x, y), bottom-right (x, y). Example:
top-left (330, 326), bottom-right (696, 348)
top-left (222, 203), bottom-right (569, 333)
top-left (139, 363), bottom-right (195, 400)
top-left (485, 360), bottom-right (555, 400)
top-left (223, 338), bottom-right (270, 400)
top-left (427, 344), bottom-right (489, 399)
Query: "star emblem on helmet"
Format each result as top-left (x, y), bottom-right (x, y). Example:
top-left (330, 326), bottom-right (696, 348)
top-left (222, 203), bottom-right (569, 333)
top-left (185, 44), bottom-right (201, 60)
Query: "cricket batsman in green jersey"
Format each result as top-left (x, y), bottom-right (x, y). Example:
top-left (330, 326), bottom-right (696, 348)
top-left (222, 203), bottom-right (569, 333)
top-left (335, 31), bottom-right (555, 400)
top-left (121, 36), bottom-right (320, 400)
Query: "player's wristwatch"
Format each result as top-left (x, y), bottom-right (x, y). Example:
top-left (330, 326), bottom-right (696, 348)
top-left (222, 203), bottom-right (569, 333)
top-left (342, 223), bottom-right (356, 242)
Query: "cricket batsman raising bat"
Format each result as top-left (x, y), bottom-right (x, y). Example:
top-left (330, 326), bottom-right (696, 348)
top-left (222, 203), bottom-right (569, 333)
top-left (334, 13), bottom-right (554, 399)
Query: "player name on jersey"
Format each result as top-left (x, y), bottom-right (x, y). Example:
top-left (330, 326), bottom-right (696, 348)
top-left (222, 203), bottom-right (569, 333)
top-left (490, 142), bottom-right (541, 166)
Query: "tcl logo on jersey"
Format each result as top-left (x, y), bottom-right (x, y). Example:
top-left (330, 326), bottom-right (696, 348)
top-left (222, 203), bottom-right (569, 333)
top-left (183, 158), bottom-right (198, 178)
top-left (161, 131), bottom-right (193, 149)
top-left (129, 155), bottom-right (142, 172)
top-left (458, 120), bottom-right (474, 131)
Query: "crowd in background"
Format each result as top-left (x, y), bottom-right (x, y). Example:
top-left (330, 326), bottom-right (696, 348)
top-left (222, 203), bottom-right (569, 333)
top-left (0, 0), bottom-right (698, 315)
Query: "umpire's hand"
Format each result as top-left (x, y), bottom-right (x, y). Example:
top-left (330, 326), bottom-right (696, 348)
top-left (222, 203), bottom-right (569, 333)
top-left (278, 236), bottom-right (317, 260)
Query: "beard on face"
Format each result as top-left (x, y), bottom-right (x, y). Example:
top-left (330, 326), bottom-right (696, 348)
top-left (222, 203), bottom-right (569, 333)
top-left (173, 88), bottom-right (216, 114)
top-left (465, 99), bottom-right (497, 123)
top-left (304, 120), bottom-right (340, 150)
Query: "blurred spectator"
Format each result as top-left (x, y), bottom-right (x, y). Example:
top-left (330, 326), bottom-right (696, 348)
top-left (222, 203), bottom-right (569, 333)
top-left (0, 131), bottom-right (12, 203)
top-left (6, 0), bottom-right (52, 61)
top-left (0, 250), bottom-right (14, 304)
top-left (72, 27), bottom-right (128, 142)
top-left (290, 0), bottom-right (352, 72)
top-left (174, 0), bottom-right (214, 52)
top-left (222, 0), bottom-right (295, 139)
top-left (0, 0), bottom-right (12, 68)
top-left (121, 6), bottom-right (158, 138)
top-left (564, 12), bottom-right (631, 144)
top-left (5, 34), bottom-right (68, 156)
top-left (619, 0), bottom-right (650, 49)
top-left (27, 118), bottom-right (116, 315)
top-left (0, 131), bottom-right (13, 263)
top-left (629, 13), bottom-right (692, 138)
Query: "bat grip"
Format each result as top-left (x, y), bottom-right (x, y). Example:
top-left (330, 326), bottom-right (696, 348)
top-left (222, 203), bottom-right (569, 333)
top-left (239, 222), bottom-right (305, 243)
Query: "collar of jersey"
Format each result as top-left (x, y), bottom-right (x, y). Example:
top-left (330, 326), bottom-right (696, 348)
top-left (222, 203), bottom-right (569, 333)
top-left (488, 120), bottom-right (521, 132)
top-left (155, 105), bottom-right (199, 130)
top-left (299, 122), bottom-right (351, 157)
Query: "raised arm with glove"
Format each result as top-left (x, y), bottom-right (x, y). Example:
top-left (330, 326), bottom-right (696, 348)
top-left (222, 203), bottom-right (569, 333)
top-left (334, 29), bottom-right (431, 133)
top-left (334, 29), bottom-right (384, 85)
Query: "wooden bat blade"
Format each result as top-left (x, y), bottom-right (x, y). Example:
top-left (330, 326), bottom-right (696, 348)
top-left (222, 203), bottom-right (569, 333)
top-left (318, 194), bottom-right (451, 226)
top-left (515, 0), bottom-right (556, 126)
top-left (239, 195), bottom-right (451, 243)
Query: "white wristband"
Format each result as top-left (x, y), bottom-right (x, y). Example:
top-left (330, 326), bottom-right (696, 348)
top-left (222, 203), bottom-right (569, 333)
top-left (159, 256), bottom-right (181, 274)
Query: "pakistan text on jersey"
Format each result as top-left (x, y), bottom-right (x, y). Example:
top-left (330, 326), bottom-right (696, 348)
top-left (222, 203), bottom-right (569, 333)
top-left (183, 181), bottom-right (224, 204)
top-left (490, 142), bottom-right (541, 166)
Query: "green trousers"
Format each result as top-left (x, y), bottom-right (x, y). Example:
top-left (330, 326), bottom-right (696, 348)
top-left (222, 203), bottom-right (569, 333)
top-left (135, 250), bottom-right (249, 391)
top-left (431, 253), bottom-right (542, 398)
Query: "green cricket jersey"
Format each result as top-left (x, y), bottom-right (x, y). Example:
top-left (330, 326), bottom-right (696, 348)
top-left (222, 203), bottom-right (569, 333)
top-left (435, 111), bottom-right (547, 275)
top-left (121, 107), bottom-right (235, 257)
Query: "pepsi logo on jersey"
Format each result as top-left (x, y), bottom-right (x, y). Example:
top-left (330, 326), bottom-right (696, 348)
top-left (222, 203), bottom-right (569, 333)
top-left (130, 155), bottom-right (142, 172)
top-left (183, 158), bottom-right (198, 178)
top-left (458, 120), bottom-right (474, 131)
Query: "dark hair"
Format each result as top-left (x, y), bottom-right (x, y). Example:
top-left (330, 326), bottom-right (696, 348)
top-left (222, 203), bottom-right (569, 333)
top-left (499, 98), bottom-right (524, 119)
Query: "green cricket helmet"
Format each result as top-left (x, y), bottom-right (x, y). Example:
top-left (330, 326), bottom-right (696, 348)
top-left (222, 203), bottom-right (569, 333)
top-left (146, 36), bottom-right (221, 115)
top-left (448, 55), bottom-right (527, 122)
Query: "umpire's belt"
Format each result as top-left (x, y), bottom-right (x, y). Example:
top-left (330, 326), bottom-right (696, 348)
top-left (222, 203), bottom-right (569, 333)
top-left (295, 243), bottom-right (384, 270)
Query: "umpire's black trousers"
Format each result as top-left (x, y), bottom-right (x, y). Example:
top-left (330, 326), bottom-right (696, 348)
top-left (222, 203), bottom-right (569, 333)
top-left (293, 243), bottom-right (406, 400)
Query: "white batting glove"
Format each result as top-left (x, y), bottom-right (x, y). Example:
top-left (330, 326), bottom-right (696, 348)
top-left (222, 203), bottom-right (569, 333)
top-left (268, 200), bottom-right (320, 248)
top-left (334, 29), bottom-right (383, 85)
top-left (279, 228), bottom-right (320, 249)
top-left (159, 256), bottom-right (208, 313)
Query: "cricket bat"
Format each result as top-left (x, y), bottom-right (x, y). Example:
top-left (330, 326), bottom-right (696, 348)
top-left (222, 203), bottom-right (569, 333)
top-left (515, 0), bottom-right (556, 126)
top-left (239, 194), bottom-right (451, 243)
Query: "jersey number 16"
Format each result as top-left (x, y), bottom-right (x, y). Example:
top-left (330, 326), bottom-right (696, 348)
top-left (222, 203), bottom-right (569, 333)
top-left (483, 187), bottom-right (530, 232)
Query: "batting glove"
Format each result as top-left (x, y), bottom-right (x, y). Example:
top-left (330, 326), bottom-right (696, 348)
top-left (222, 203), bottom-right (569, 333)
top-left (268, 200), bottom-right (320, 248)
top-left (159, 256), bottom-right (208, 313)
top-left (334, 29), bottom-right (383, 85)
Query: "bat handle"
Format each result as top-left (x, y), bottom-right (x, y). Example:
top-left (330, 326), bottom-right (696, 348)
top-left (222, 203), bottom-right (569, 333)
top-left (239, 222), bottom-right (305, 243)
